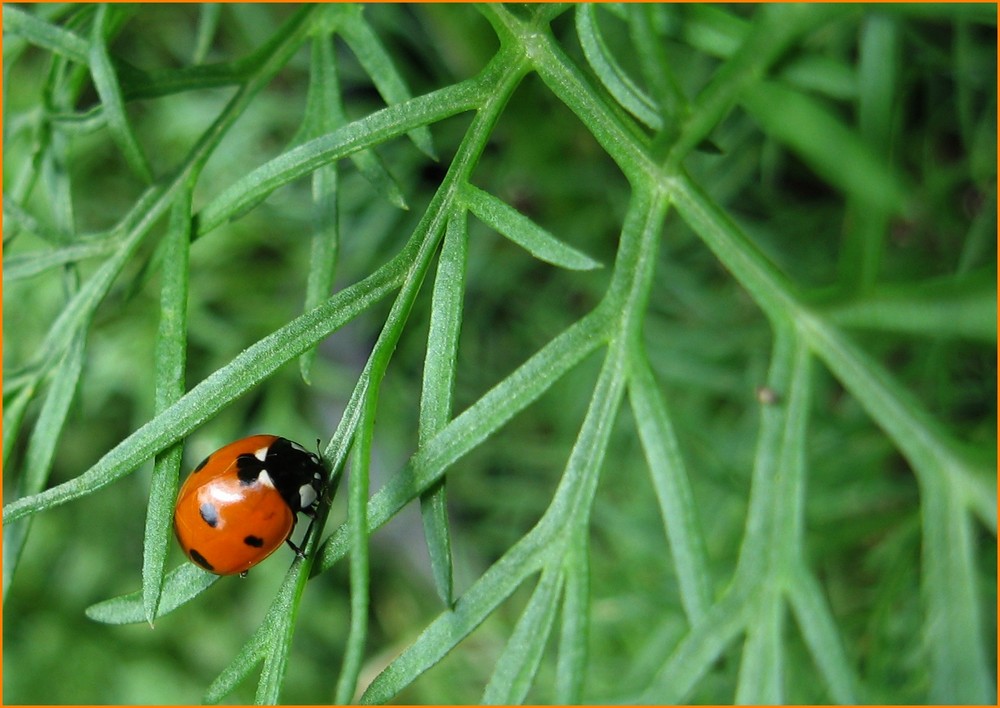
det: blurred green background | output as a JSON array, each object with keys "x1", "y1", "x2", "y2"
[{"x1": 3, "y1": 4, "x2": 996, "y2": 704}]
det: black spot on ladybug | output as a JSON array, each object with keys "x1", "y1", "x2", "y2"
[
  {"x1": 199, "y1": 502, "x2": 220, "y2": 528},
  {"x1": 194, "y1": 455, "x2": 210, "y2": 473},
  {"x1": 244, "y1": 535, "x2": 264, "y2": 548},
  {"x1": 190, "y1": 549, "x2": 214, "y2": 571},
  {"x1": 236, "y1": 454, "x2": 264, "y2": 485}
]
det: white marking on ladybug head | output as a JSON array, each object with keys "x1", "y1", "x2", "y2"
[
  {"x1": 258, "y1": 470, "x2": 276, "y2": 489},
  {"x1": 299, "y1": 483, "x2": 317, "y2": 509},
  {"x1": 254, "y1": 445, "x2": 269, "y2": 462},
  {"x1": 289, "y1": 440, "x2": 307, "y2": 453}
]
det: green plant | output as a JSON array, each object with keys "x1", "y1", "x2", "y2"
[{"x1": 3, "y1": 3, "x2": 995, "y2": 704}]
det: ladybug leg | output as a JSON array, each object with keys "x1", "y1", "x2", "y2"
[
  {"x1": 285, "y1": 536, "x2": 306, "y2": 558},
  {"x1": 286, "y1": 513, "x2": 319, "y2": 559}
]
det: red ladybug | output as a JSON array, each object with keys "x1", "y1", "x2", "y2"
[{"x1": 173, "y1": 435, "x2": 326, "y2": 576}]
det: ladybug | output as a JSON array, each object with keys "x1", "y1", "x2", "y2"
[{"x1": 173, "y1": 435, "x2": 327, "y2": 576}]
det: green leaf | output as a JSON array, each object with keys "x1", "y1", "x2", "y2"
[
  {"x1": 3, "y1": 4, "x2": 90, "y2": 64},
  {"x1": 797, "y1": 311, "x2": 997, "y2": 533},
  {"x1": 735, "y1": 588, "x2": 784, "y2": 704},
  {"x1": 919, "y1": 473, "x2": 993, "y2": 703},
  {"x1": 2, "y1": 199, "x2": 77, "y2": 246},
  {"x1": 3, "y1": 330, "x2": 86, "y2": 595},
  {"x1": 294, "y1": 31, "x2": 407, "y2": 212},
  {"x1": 2, "y1": 386, "x2": 34, "y2": 471},
  {"x1": 253, "y1": 562, "x2": 316, "y2": 705},
  {"x1": 299, "y1": 34, "x2": 342, "y2": 385},
  {"x1": 86, "y1": 563, "x2": 218, "y2": 624},
  {"x1": 666, "y1": 4, "x2": 855, "y2": 168},
  {"x1": 576, "y1": 5, "x2": 662, "y2": 130},
  {"x1": 299, "y1": 162, "x2": 339, "y2": 387},
  {"x1": 89, "y1": 5, "x2": 154, "y2": 183},
  {"x1": 141, "y1": 186, "x2": 193, "y2": 625},
  {"x1": 742, "y1": 79, "x2": 910, "y2": 216},
  {"x1": 195, "y1": 72, "x2": 487, "y2": 237},
  {"x1": 482, "y1": 567, "x2": 564, "y2": 704},
  {"x1": 554, "y1": 533, "x2": 589, "y2": 704},
  {"x1": 340, "y1": 6, "x2": 436, "y2": 159},
  {"x1": 417, "y1": 210, "x2": 468, "y2": 607},
  {"x1": 628, "y1": 346, "x2": 712, "y2": 623},
  {"x1": 3, "y1": 240, "x2": 116, "y2": 281},
  {"x1": 191, "y1": 3, "x2": 221, "y2": 65},
  {"x1": 787, "y1": 568, "x2": 859, "y2": 703},
  {"x1": 462, "y1": 184, "x2": 600, "y2": 271},
  {"x1": 734, "y1": 333, "x2": 809, "y2": 704},
  {"x1": 626, "y1": 4, "x2": 687, "y2": 125},
  {"x1": 823, "y1": 269, "x2": 997, "y2": 344},
  {"x1": 334, "y1": 408, "x2": 375, "y2": 705},
  {"x1": 857, "y1": 13, "x2": 899, "y2": 157},
  {"x1": 348, "y1": 148, "x2": 408, "y2": 210}
]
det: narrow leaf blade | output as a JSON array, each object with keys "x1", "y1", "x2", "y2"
[{"x1": 463, "y1": 184, "x2": 601, "y2": 271}]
